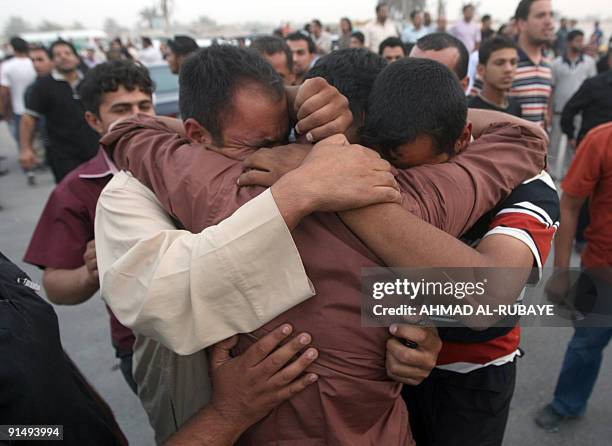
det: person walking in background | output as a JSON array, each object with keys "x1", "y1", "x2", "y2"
[
  {"x1": 285, "y1": 32, "x2": 318, "y2": 84},
  {"x1": 1, "y1": 37, "x2": 37, "y2": 184},
  {"x1": 550, "y1": 29, "x2": 597, "y2": 179},
  {"x1": 556, "y1": 18, "x2": 569, "y2": 56},
  {"x1": 401, "y1": 10, "x2": 430, "y2": 45},
  {"x1": 19, "y1": 40, "x2": 99, "y2": 183},
  {"x1": 536, "y1": 122, "x2": 612, "y2": 433},
  {"x1": 310, "y1": 19, "x2": 333, "y2": 55},
  {"x1": 337, "y1": 17, "x2": 353, "y2": 50},
  {"x1": 138, "y1": 37, "x2": 163, "y2": 66},
  {"x1": 379, "y1": 37, "x2": 407, "y2": 63},
  {"x1": 450, "y1": 4, "x2": 481, "y2": 53},
  {"x1": 481, "y1": 14, "x2": 495, "y2": 41},
  {"x1": 468, "y1": 36, "x2": 522, "y2": 117},
  {"x1": 363, "y1": 3, "x2": 399, "y2": 53},
  {"x1": 349, "y1": 31, "x2": 366, "y2": 49}
]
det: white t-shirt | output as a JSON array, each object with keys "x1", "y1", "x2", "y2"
[
  {"x1": 139, "y1": 46, "x2": 163, "y2": 66},
  {"x1": 0, "y1": 56, "x2": 36, "y2": 115}
]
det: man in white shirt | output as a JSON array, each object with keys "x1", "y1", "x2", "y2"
[
  {"x1": 0, "y1": 37, "x2": 36, "y2": 149},
  {"x1": 310, "y1": 19, "x2": 333, "y2": 55},
  {"x1": 363, "y1": 3, "x2": 400, "y2": 53},
  {"x1": 139, "y1": 37, "x2": 163, "y2": 66},
  {"x1": 401, "y1": 10, "x2": 431, "y2": 44},
  {"x1": 450, "y1": 3, "x2": 482, "y2": 53}
]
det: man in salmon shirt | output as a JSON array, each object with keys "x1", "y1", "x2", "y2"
[{"x1": 97, "y1": 46, "x2": 547, "y2": 444}]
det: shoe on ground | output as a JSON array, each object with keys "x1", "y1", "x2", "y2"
[{"x1": 535, "y1": 404, "x2": 576, "y2": 433}]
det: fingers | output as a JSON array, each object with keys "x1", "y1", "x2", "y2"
[
  {"x1": 257, "y1": 332, "x2": 313, "y2": 377},
  {"x1": 210, "y1": 335, "x2": 240, "y2": 369},
  {"x1": 243, "y1": 149, "x2": 275, "y2": 170},
  {"x1": 296, "y1": 85, "x2": 344, "y2": 121},
  {"x1": 293, "y1": 77, "x2": 328, "y2": 113},
  {"x1": 242, "y1": 324, "x2": 293, "y2": 367},
  {"x1": 386, "y1": 337, "x2": 435, "y2": 386},
  {"x1": 237, "y1": 170, "x2": 277, "y2": 187},
  {"x1": 311, "y1": 134, "x2": 350, "y2": 150},
  {"x1": 297, "y1": 104, "x2": 352, "y2": 142},
  {"x1": 272, "y1": 372, "x2": 319, "y2": 402},
  {"x1": 269, "y1": 347, "x2": 318, "y2": 387}
]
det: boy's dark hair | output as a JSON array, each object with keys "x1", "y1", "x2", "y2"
[
  {"x1": 376, "y1": 3, "x2": 388, "y2": 13},
  {"x1": 479, "y1": 36, "x2": 518, "y2": 65},
  {"x1": 79, "y1": 60, "x2": 155, "y2": 116},
  {"x1": 29, "y1": 45, "x2": 51, "y2": 59},
  {"x1": 567, "y1": 29, "x2": 584, "y2": 42},
  {"x1": 415, "y1": 32, "x2": 469, "y2": 80},
  {"x1": 463, "y1": 3, "x2": 475, "y2": 12},
  {"x1": 350, "y1": 31, "x2": 365, "y2": 45},
  {"x1": 363, "y1": 57, "x2": 467, "y2": 160},
  {"x1": 410, "y1": 10, "x2": 422, "y2": 20},
  {"x1": 379, "y1": 37, "x2": 406, "y2": 56},
  {"x1": 250, "y1": 36, "x2": 293, "y2": 72},
  {"x1": 179, "y1": 45, "x2": 284, "y2": 144},
  {"x1": 482, "y1": 14, "x2": 492, "y2": 22},
  {"x1": 311, "y1": 19, "x2": 323, "y2": 29},
  {"x1": 167, "y1": 35, "x2": 198, "y2": 56},
  {"x1": 10, "y1": 37, "x2": 29, "y2": 54},
  {"x1": 142, "y1": 37, "x2": 153, "y2": 47},
  {"x1": 285, "y1": 31, "x2": 316, "y2": 54},
  {"x1": 515, "y1": 0, "x2": 536, "y2": 21},
  {"x1": 49, "y1": 40, "x2": 79, "y2": 58},
  {"x1": 305, "y1": 49, "x2": 387, "y2": 119}
]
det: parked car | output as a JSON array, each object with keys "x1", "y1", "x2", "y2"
[{"x1": 148, "y1": 63, "x2": 179, "y2": 117}]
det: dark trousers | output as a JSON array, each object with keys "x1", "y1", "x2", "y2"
[
  {"x1": 116, "y1": 350, "x2": 137, "y2": 394},
  {"x1": 403, "y1": 360, "x2": 516, "y2": 446}
]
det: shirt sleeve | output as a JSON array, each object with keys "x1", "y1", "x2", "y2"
[
  {"x1": 562, "y1": 129, "x2": 605, "y2": 198},
  {"x1": 95, "y1": 172, "x2": 315, "y2": 356},
  {"x1": 24, "y1": 78, "x2": 47, "y2": 117},
  {"x1": 0, "y1": 64, "x2": 10, "y2": 87},
  {"x1": 396, "y1": 122, "x2": 547, "y2": 237},
  {"x1": 23, "y1": 182, "x2": 92, "y2": 270},
  {"x1": 561, "y1": 79, "x2": 593, "y2": 137}
]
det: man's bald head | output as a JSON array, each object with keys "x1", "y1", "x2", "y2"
[{"x1": 409, "y1": 32, "x2": 469, "y2": 89}]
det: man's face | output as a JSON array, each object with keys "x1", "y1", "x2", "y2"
[
  {"x1": 263, "y1": 51, "x2": 295, "y2": 85},
  {"x1": 310, "y1": 22, "x2": 322, "y2": 37},
  {"x1": 483, "y1": 18, "x2": 492, "y2": 30},
  {"x1": 382, "y1": 46, "x2": 405, "y2": 63},
  {"x1": 568, "y1": 35, "x2": 585, "y2": 53},
  {"x1": 480, "y1": 48, "x2": 518, "y2": 91},
  {"x1": 287, "y1": 39, "x2": 315, "y2": 76},
  {"x1": 215, "y1": 83, "x2": 289, "y2": 150},
  {"x1": 166, "y1": 50, "x2": 181, "y2": 74},
  {"x1": 52, "y1": 44, "x2": 79, "y2": 73},
  {"x1": 350, "y1": 37, "x2": 364, "y2": 48},
  {"x1": 377, "y1": 5, "x2": 389, "y2": 21},
  {"x1": 86, "y1": 85, "x2": 155, "y2": 135},
  {"x1": 409, "y1": 45, "x2": 468, "y2": 89},
  {"x1": 464, "y1": 6, "x2": 475, "y2": 22},
  {"x1": 30, "y1": 50, "x2": 53, "y2": 76},
  {"x1": 519, "y1": 0, "x2": 555, "y2": 45},
  {"x1": 412, "y1": 12, "x2": 424, "y2": 27},
  {"x1": 437, "y1": 17, "x2": 447, "y2": 31}
]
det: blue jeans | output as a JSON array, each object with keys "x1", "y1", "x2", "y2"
[
  {"x1": 11, "y1": 113, "x2": 21, "y2": 149},
  {"x1": 551, "y1": 326, "x2": 612, "y2": 417}
]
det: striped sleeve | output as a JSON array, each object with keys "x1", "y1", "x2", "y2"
[{"x1": 482, "y1": 171, "x2": 560, "y2": 268}]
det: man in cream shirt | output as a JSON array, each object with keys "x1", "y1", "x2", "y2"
[{"x1": 94, "y1": 70, "x2": 403, "y2": 441}]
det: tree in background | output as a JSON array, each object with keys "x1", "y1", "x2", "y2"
[{"x1": 3, "y1": 16, "x2": 32, "y2": 38}]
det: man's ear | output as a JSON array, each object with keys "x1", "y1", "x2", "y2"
[
  {"x1": 461, "y1": 75, "x2": 470, "y2": 92},
  {"x1": 455, "y1": 122, "x2": 473, "y2": 153},
  {"x1": 476, "y1": 63, "x2": 486, "y2": 81},
  {"x1": 184, "y1": 118, "x2": 214, "y2": 145},
  {"x1": 84, "y1": 111, "x2": 104, "y2": 134}
]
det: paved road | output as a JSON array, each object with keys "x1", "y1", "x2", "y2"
[{"x1": 1, "y1": 121, "x2": 610, "y2": 445}]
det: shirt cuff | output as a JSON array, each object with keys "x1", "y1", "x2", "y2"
[
  {"x1": 207, "y1": 188, "x2": 315, "y2": 323},
  {"x1": 24, "y1": 109, "x2": 41, "y2": 118}
]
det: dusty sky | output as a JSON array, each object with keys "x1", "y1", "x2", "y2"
[{"x1": 3, "y1": 0, "x2": 610, "y2": 30}]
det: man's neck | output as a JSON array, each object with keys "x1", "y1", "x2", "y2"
[
  {"x1": 61, "y1": 69, "x2": 80, "y2": 84},
  {"x1": 566, "y1": 49, "x2": 581, "y2": 61},
  {"x1": 481, "y1": 83, "x2": 508, "y2": 109},
  {"x1": 518, "y1": 34, "x2": 544, "y2": 64},
  {"x1": 377, "y1": 17, "x2": 386, "y2": 25}
]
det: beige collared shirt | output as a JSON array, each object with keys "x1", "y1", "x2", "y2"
[{"x1": 95, "y1": 171, "x2": 314, "y2": 443}]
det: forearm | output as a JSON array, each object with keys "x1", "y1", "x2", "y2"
[
  {"x1": 164, "y1": 406, "x2": 241, "y2": 446},
  {"x1": 19, "y1": 114, "x2": 38, "y2": 152},
  {"x1": 554, "y1": 194, "x2": 584, "y2": 267},
  {"x1": 0, "y1": 87, "x2": 11, "y2": 117},
  {"x1": 42, "y1": 266, "x2": 99, "y2": 305}
]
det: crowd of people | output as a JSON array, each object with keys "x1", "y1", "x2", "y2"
[{"x1": 1, "y1": 0, "x2": 611, "y2": 445}]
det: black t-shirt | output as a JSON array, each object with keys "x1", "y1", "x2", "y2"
[
  {"x1": 24, "y1": 73, "x2": 99, "y2": 166},
  {"x1": 468, "y1": 94, "x2": 523, "y2": 118},
  {"x1": 0, "y1": 252, "x2": 125, "y2": 445}
]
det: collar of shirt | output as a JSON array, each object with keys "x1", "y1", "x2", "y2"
[
  {"x1": 518, "y1": 46, "x2": 548, "y2": 66},
  {"x1": 78, "y1": 149, "x2": 117, "y2": 180},
  {"x1": 51, "y1": 69, "x2": 84, "y2": 83},
  {"x1": 562, "y1": 53, "x2": 584, "y2": 66}
]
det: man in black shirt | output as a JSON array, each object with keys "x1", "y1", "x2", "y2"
[
  {"x1": 19, "y1": 40, "x2": 99, "y2": 183},
  {"x1": 468, "y1": 36, "x2": 522, "y2": 117},
  {"x1": 561, "y1": 69, "x2": 612, "y2": 147}
]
